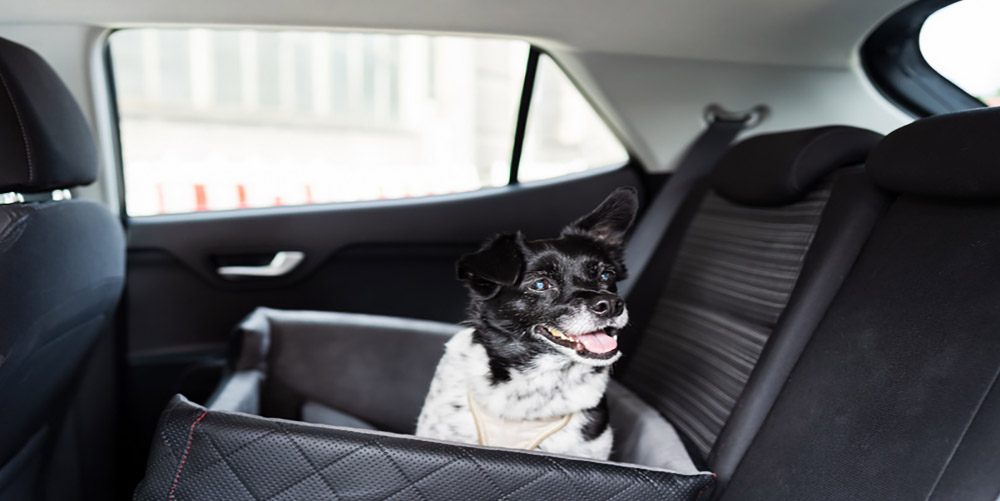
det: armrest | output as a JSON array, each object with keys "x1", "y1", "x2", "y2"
[
  {"x1": 135, "y1": 396, "x2": 714, "y2": 501},
  {"x1": 230, "y1": 307, "x2": 462, "y2": 433}
]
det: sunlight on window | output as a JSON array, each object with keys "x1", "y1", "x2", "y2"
[
  {"x1": 920, "y1": 0, "x2": 1000, "y2": 106},
  {"x1": 111, "y1": 29, "x2": 529, "y2": 216}
]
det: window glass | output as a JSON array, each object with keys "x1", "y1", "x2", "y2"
[
  {"x1": 109, "y1": 29, "x2": 529, "y2": 216},
  {"x1": 920, "y1": 0, "x2": 1000, "y2": 106},
  {"x1": 518, "y1": 55, "x2": 628, "y2": 183}
]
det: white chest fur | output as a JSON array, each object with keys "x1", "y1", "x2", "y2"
[{"x1": 415, "y1": 328, "x2": 613, "y2": 459}]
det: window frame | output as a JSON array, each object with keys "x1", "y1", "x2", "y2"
[
  {"x1": 102, "y1": 28, "x2": 634, "y2": 218},
  {"x1": 860, "y1": 0, "x2": 985, "y2": 117}
]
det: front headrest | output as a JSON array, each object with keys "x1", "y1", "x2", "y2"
[
  {"x1": 868, "y1": 108, "x2": 1000, "y2": 200},
  {"x1": 0, "y1": 37, "x2": 97, "y2": 193},
  {"x1": 711, "y1": 126, "x2": 882, "y2": 206}
]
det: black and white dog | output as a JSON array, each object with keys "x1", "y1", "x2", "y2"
[{"x1": 416, "y1": 187, "x2": 638, "y2": 460}]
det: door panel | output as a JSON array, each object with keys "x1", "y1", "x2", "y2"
[{"x1": 125, "y1": 165, "x2": 644, "y2": 359}]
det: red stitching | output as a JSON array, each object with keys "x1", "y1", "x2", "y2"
[{"x1": 167, "y1": 410, "x2": 208, "y2": 500}]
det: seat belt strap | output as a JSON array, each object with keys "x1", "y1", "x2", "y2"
[{"x1": 620, "y1": 105, "x2": 765, "y2": 296}]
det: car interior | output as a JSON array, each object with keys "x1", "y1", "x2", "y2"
[{"x1": 1, "y1": 0, "x2": 999, "y2": 499}]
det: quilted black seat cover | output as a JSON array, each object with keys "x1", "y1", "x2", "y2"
[{"x1": 135, "y1": 396, "x2": 714, "y2": 500}]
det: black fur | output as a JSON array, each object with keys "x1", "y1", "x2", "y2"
[
  {"x1": 561, "y1": 187, "x2": 638, "y2": 247},
  {"x1": 457, "y1": 187, "x2": 639, "y2": 384},
  {"x1": 581, "y1": 397, "x2": 610, "y2": 441}
]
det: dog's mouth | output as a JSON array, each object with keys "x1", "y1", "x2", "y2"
[{"x1": 533, "y1": 325, "x2": 619, "y2": 359}]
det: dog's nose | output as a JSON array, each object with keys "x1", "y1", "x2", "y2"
[{"x1": 590, "y1": 296, "x2": 624, "y2": 318}]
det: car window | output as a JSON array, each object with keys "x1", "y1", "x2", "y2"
[
  {"x1": 109, "y1": 29, "x2": 629, "y2": 217},
  {"x1": 518, "y1": 55, "x2": 628, "y2": 183},
  {"x1": 110, "y1": 29, "x2": 528, "y2": 216},
  {"x1": 920, "y1": 0, "x2": 1000, "y2": 106}
]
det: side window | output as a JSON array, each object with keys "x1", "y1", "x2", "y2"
[
  {"x1": 518, "y1": 55, "x2": 628, "y2": 183},
  {"x1": 110, "y1": 29, "x2": 528, "y2": 216},
  {"x1": 919, "y1": 0, "x2": 1000, "y2": 106},
  {"x1": 108, "y1": 29, "x2": 629, "y2": 216}
]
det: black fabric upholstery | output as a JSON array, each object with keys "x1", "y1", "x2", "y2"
[
  {"x1": 622, "y1": 178, "x2": 834, "y2": 460},
  {"x1": 707, "y1": 169, "x2": 889, "y2": 491},
  {"x1": 231, "y1": 308, "x2": 460, "y2": 433},
  {"x1": 620, "y1": 126, "x2": 883, "y2": 470},
  {"x1": 0, "y1": 429, "x2": 46, "y2": 500},
  {"x1": 135, "y1": 395, "x2": 714, "y2": 501},
  {"x1": 868, "y1": 108, "x2": 1000, "y2": 199},
  {"x1": 617, "y1": 181, "x2": 709, "y2": 375},
  {"x1": 711, "y1": 126, "x2": 881, "y2": 206},
  {"x1": 722, "y1": 196, "x2": 1000, "y2": 501},
  {"x1": 0, "y1": 37, "x2": 123, "y2": 499},
  {"x1": 0, "y1": 200, "x2": 125, "y2": 496},
  {"x1": 621, "y1": 116, "x2": 749, "y2": 297},
  {"x1": 0, "y1": 37, "x2": 97, "y2": 193},
  {"x1": 623, "y1": 125, "x2": 878, "y2": 365}
]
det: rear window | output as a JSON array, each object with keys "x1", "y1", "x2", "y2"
[
  {"x1": 108, "y1": 29, "x2": 628, "y2": 216},
  {"x1": 920, "y1": 0, "x2": 1000, "y2": 106}
]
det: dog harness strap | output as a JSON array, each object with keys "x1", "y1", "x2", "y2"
[{"x1": 467, "y1": 393, "x2": 572, "y2": 450}]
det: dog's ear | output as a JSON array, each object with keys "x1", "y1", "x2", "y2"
[
  {"x1": 562, "y1": 187, "x2": 638, "y2": 247},
  {"x1": 456, "y1": 233, "x2": 525, "y2": 298}
]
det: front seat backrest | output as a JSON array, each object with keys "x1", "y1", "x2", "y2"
[{"x1": 0, "y1": 37, "x2": 125, "y2": 499}]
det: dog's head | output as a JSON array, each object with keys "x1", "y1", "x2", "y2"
[{"x1": 458, "y1": 187, "x2": 638, "y2": 367}]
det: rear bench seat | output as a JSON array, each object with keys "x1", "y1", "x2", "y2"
[
  {"x1": 134, "y1": 124, "x2": 889, "y2": 499},
  {"x1": 227, "y1": 126, "x2": 886, "y2": 458},
  {"x1": 720, "y1": 108, "x2": 1000, "y2": 500},
  {"x1": 223, "y1": 125, "x2": 883, "y2": 456},
  {"x1": 619, "y1": 126, "x2": 886, "y2": 485}
]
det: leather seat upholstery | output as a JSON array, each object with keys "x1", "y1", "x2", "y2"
[{"x1": 0, "y1": 37, "x2": 125, "y2": 499}]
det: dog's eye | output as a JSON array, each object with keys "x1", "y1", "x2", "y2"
[
  {"x1": 599, "y1": 269, "x2": 615, "y2": 282},
  {"x1": 528, "y1": 278, "x2": 553, "y2": 292}
]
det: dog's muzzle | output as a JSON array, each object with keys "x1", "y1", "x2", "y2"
[{"x1": 533, "y1": 324, "x2": 620, "y2": 360}]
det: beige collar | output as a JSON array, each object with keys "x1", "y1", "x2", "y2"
[{"x1": 467, "y1": 392, "x2": 572, "y2": 450}]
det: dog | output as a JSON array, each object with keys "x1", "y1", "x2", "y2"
[{"x1": 415, "y1": 187, "x2": 638, "y2": 460}]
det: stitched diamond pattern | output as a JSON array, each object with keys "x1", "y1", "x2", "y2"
[{"x1": 135, "y1": 396, "x2": 714, "y2": 501}]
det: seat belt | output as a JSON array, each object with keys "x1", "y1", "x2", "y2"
[{"x1": 620, "y1": 104, "x2": 766, "y2": 297}]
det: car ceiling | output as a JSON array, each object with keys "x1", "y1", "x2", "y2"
[{"x1": 0, "y1": 0, "x2": 910, "y2": 67}]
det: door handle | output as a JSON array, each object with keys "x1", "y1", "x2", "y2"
[{"x1": 216, "y1": 251, "x2": 305, "y2": 279}]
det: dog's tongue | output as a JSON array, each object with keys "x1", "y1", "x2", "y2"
[{"x1": 577, "y1": 331, "x2": 617, "y2": 354}]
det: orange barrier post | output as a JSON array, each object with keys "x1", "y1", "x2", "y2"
[
  {"x1": 194, "y1": 184, "x2": 208, "y2": 212},
  {"x1": 237, "y1": 184, "x2": 248, "y2": 209}
]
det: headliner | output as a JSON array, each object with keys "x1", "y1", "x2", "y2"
[{"x1": 0, "y1": 0, "x2": 911, "y2": 67}]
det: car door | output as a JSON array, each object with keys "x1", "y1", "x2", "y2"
[{"x1": 107, "y1": 28, "x2": 651, "y2": 485}]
